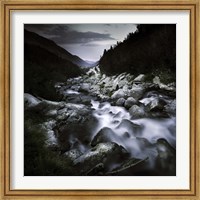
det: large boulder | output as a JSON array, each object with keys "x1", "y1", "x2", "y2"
[
  {"x1": 53, "y1": 105, "x2": 98, "y2": 152},
  {"x1": 73, "y1": 142, "x2": 129, "y2": 174},
  {"x1": 129, "y1": 105, "x2": 146, "y2": 118},
  {"x1": 91, "y1": 127, "x2": 117, "y2": 147}
]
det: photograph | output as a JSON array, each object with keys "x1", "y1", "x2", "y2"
[
  {"x1": 1, "y1": 0, "x2": 199, "y2": 198},
  {"x1": 24, "y1": 23, "x2": 176, "y2": 176}
]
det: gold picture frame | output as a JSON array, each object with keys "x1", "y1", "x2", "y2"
[{"x1": 0, "y1": 0, "x2": 199, "y2": 199}]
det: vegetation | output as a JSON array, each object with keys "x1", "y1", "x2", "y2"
[
  {"x1": 99, "y1": 24, "x2": 176, "y2": 83},
  {"x1": 24, "y1": 110, "x2": 75, "y2": 176}
]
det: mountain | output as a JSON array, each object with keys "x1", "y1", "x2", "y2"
[
  {"x1": 99, "y1": 24, "x2": 176, "y2": 83},
  {"x1": 24, "y1": 30, "x2": 93, "y2": 68},
  {"x1": 24, "y1": 30, "x2": 84, "y2": 100}
]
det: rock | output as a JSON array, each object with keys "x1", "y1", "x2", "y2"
[
  {"x1": 153, "y1": 76, "x2": 176, "y2": 93},
  {"x1": 155, "y1": 138, "x2": 176, "y2": 175},
  {"x1": 129, "y1": 105, "x2": 146, "y2": 118},
  {"x1": 124, "y1": 97, "x2": 137, "y2": 109},
  {"x1": 116, "y1": 98, "x2": 126, "y2": 106},
  {"x1": 106, "y1": 157, "x2": 148, "y2": 175},
  {"x1": 63, "y1": 149, "x2": 83, "y2": 162},
  {"x1": 156, "y1": 138, "x2": 175, "y2": 158},
  {"x1": 134, "y1": 74, "x2": 146, "y2": 82},
  {"x1": 91, "y1": 127, "x2": 117, "y2": 147},
  {"x1": 73, "y1": 142, "x2": 129, "y2": 174},
  {"x1": 79, "y1": 83, "x2": 91, "y2": 93},
  {"x1": 111, "y1": 89, "x2": 126, "y2": 99},
  {"x1": 148, "y1": 98, "x2": 166, "y2": 111},
  {"x1": 24, "y1": 93, "x2": 41, "y2": 109},
  {"x1": 54, "y1": 106, "x2": 98, "y2": 151},
  {"x1": 153, "y1": 76, "x2": 161, "y2": 85},
  {"x1": 129, "y1": 85, "x2": 145, "y2": 100},
  {"x1": 117, "y1": 119, "x2": 142, "y2": 136},
  {"x1": 164, "y1": 99, "x2": 176, "y2": 115}
]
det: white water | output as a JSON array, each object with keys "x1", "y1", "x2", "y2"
[{"x1": 91, "y1": 100, "x2": 176, "y2": 167}]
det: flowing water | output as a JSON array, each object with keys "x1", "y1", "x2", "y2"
[{"x1": 90, "y1": 99, "x2": 176, "y2": 174}]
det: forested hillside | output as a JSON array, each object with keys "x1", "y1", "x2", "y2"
[{"x1": 99, "y1": 24, "x2": 176, "y2": 83}]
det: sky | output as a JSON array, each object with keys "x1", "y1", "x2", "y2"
[{"x1": 25, "y1": 24, "x2": 137, "y2": 62}]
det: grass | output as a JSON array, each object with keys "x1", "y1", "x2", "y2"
[{"x1": 24, "y1": 110, "x2": 76, "y2": 176}]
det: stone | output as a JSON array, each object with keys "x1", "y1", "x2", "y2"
[
  {"x1": 111, "y1": 89, "x2": 126, "y2": 99},
  {"x1": 124, "y1": 97, "x2": 137, "y2": 109},
  {"x1": 134, "y1": 74, "x2": 146, "y2": 82},
  {"x1": 91, "y1": 127, "x2": 117, "y2": 147},
  {"x1": 129, "y1": 105, "x2": 146, "y2": 118},
  {"x1": 116, "y1": 98, "x2": 126, "y2": 106},
  {"x1": 24, "y1": 93, "x2": 41, "y2": 109},
  {"x1": 164, "y1": 99, "x2": 176, "y2": 116},
  {"x1": 148, "y1": 98, "x2": 166, "y2": 111},
  {"x1": 73, "y1": 142, "x2": 129, "y2": 174},
  {"x1": 129, "y1": 86, "x2": 145, "y2": 100},
  {"x1": 63, "y1": 149, "x2": 83, "y2": 162},
  {"x1": 155, "y1": 138, "x2": 176, "y2": 175},
  {"x1": 79, "y1": 83, "x2": 91, "y2": 93}
]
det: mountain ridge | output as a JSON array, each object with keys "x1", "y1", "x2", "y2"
[{"x1": 24, "y1": 29, "x2": 95, "y2": 68}]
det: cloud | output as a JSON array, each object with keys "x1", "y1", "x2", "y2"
[{"x1": 24, "y1": 24, "x2": 116, "y2": 45}]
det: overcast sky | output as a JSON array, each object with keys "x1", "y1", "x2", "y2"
[{"x1": 25, "y1": 24, "x2": 137, "y2": 61}]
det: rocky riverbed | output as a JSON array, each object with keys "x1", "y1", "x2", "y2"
[{"x1": 25, "y1": 67, "x2": 176, "y2": 176}]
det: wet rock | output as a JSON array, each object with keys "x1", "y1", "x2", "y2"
[
  {"x1": 91, "y1": 127, "x2": 117, "y2": 147},
  {"x1": 116, "y1": 98, "x2": 126, "y2": 106},
  {"x1": 129, "y1": 105, "x2": 146, "y2": 118},
  {"x1": 73, "y1": 142, "x2": 129, "y2": 174},
  {"x1": 164, "y1": 99, "x2": 176, "y2": 115},
  {"x1": 148, "y1": 98, "x2": 166, "y2": 111},
  {"x1": 153, "y1": 76, "x2": 176, "y2": 93},
  {"x1": 134, "y1": 74, "x2": 146, "y2": 82},
  {"x1": 117, "y1": 119, "x2": 142, "y2": 136},
  {"x1": 155, "y1": 138, "x2": 176, "y2": 175},
  {"x1": 79, "y1": 83, "x2": 91, "y2": 93},
  {"x1": 156, "y1": 138, "x2": 175, "y2": 158},
  {"x1": 129, "y1": 85, "x2": 145, "y2": 100},
  {"x1": 124, "y1": 97, "x2": 137, "y2": 109},
  {"x1": 24, "y1": 93, "x2": 41, "y2": 109},
  {"x1": 63, "y1": 149, "x2": 83, "y2": 162},
  {"x1": 54, "y1": 107, "x2": 98, "y2": 151}
]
